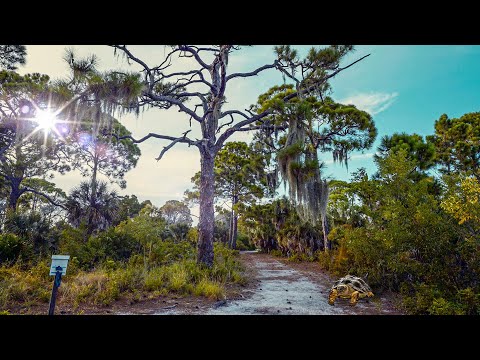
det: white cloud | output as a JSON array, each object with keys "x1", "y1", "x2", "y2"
[
  {"x1": 350, "y1": 152, "x2": 375, "y2": 160},
  {"x1": 338, "y1": 92, "x2": 398, "y2": 115},
  {"x1": 323, "y1": 152, "x2": 375, "y2": 165}
]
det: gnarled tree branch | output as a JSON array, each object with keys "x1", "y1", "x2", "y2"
[
  {"x1": 156, "y1": 130, "x2": 193, "y2": 161},
  {"x1": 104, "y1": 129, "x2": 198, "y2": 148},
  {"x1": 226, "y1": 61, "x2": 278, "y2": 82},
  {"x1": 22, "y1": 187, "x2": 67, "y2": 210},
  {"x1": 215, "y1": 53, "x2": 371, "y2": 150}
]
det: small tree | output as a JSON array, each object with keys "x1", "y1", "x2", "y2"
[
  {"x1": 160, "y1": 199, "x2": 192, "y2": 226},
  {"x1": 65, "y1": 180, "x2": 119, "y2": 235},
  {"x1": 375, "y1": 132, "x2": 436, "y2": 171},
  {"x1": 67, "y1": 117, "x2": 140, "y2": 190},
  {"x1": 428, "y1": 112, "x2": 480, "y2": 180}
]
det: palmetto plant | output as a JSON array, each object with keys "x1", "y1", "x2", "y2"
[{"x1": 65, "y1": 180, "x2": 119, "y2": 235}]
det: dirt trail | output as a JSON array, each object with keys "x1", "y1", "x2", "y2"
[{"x1": 154, "y1": 251, "x2": 401, "y2": 315}]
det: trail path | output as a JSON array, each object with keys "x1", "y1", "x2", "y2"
[{"x1": 154, "y1": 251, "x2": 401, "y2": 315}]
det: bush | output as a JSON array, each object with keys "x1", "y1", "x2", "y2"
[
  {"x1": 235, "y1": 232, "x2": 255, "y2": 251},
  {"x1": 149, "y1": 240, "x2": 196, "y2": 266},
  {"x1": 194, "y1": 278, "x2": 225, "y2": 299},
  {"x1": 82, "y1": 227, "x2": 141, "y2": 266},
  {"x1": 4, "y1": 211, "x2": 57, "y2": 256},
  {"x1": 0, "y1": 233, "x2": 24, "y2": 263},
  {"x1": 58, "y1": 225, "x2": 86, "y2": 259},
  {"x1": 0, "y1": 261, "x2": 51, "y2": 311}
]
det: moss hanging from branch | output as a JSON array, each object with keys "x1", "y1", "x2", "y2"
[{"x1": 277, "y1": 111, "x2": 329, "y2": 228}]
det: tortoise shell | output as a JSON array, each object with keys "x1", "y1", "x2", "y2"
[{"x1": 332, "y1": 275, "x2": 372, "y2": 294}]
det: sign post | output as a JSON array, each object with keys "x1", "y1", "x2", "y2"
[{"x1": 48, "y1": 255, "x2": 70, "y2": 316}]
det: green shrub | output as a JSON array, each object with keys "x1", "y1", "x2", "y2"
[
  {"x1": 194, "y1": 278, "x2": 225, "y2": 299},
  {"x1": 428, "y1": 298, "x2": 459, "y2": 315},
  {"x1": 0, "y1": 233, "x2": 23, "y2": 263},
  {"x1": 144, "y1": 267, "x2": 166, "y2": 291},
  {"x1": 149, "y1": 240, "x2": 196, "y2": 266},
  {"x1": 0, "y1": 263, "x2": 51, "y2": 310},
  {"x1": 456, "y1": 288, "x2": 480, "y2": 315},
  {"x1": 235, "y1": 233, "x2": 255, "y2": 251},
  {"x1": 83, "y1": 227, "x2": 141, "y2": 265},
  {"x1": 4, "y1": 211, "x2": 56, "y2": 256},
  {"x1": 58, "y1": 225, "x2": 86, "y2": 258}
]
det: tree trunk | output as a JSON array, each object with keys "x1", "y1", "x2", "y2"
[
  {"x1": 87, "y1": 153, "x2": 99, "y2": 234},
  {"x1": 230, "y1": 195, "x2": 238, "y2": 249},
  {"x1": 321, "y1": 215, "x2": 331, "y2": 251},
  {"x1": 8, "y1": 178, "x2": 22, "y2": 211},
  {"x1": 228, "y1": 207, "x2": 234, "y2": 246},
  {"x1": 197, "y1": 149, "x2": 215, "y2": 267}
]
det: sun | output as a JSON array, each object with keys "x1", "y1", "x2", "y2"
[{"x1": 35, "y1": 109, "x2": 58, "y2": 131}]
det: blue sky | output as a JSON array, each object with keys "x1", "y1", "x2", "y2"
[{"x1": 20, "y1": 45, "x2": 480, "y2": 213}]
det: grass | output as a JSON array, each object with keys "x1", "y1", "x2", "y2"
[
  {"x1": 0, "y1": 243, "x2": 245, "y2": 313},
  {"x1": 194, "y1": 278, "x2": 225, "y2": 299}
]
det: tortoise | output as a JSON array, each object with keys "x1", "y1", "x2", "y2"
[{"x1": 328, "y1": 275, "x2": 374, "y2": 306}]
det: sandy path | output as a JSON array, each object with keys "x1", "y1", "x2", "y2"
[{"x1": 153, "y1": 251, "x2": 401, "y2": 315}]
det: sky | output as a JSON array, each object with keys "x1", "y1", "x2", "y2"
[{"x1": 18, "y1": 45, "x2": 480, "y2": 217}]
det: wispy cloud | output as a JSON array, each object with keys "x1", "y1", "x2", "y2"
[
  {"x1": 338, "y1": 92, "x2": 399, "y2": 115},
  {"x1": 323, "y1": 152, "x2": 375, "y2": 165},
  {"x1": 350, "y1": 152, "x2": 375, "y2": 160}
]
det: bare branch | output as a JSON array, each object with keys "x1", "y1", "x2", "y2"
[
  {"x1": 104, "y1": 129, "x2": 198, "y2": 148},
  {"x1": 22, "y1": 187, "x2": 66, "y2": 210},
  {"x1": 152, "y1": 47, "x2": 182, "y2": 72},
  {"x1": 226, "y1": 62, "x2": 278, "y2": 82},
  {"x1": 112, "y1": 45, "x2": 149, "y2": 72},
  {"x1": 156, "y1": 130, "x2": 193, "y2": 161},
  {"x1": 178, "y1": 45, "x2": 210, "y2": 69},
  {"x1": 216, "y1": 114, "x2": 235, "y2": 134},
  {"x1": 235, "y1": 124, "x2": 286, "y2": 133},
  {"x1": 145, "y1": 93, "x2": 203, "y2": 122},
  {"x1": 219, "y1": 110, "x2": 250, "y2": 120}
]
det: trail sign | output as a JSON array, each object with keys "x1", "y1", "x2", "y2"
[
  {"x1": 48, "y1": 255, "x2": 70, "y2": 315},
  {"x1": 49, "y1": 255, "x2": 70, "y2": 276}
]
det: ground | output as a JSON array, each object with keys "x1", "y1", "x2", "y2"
[{"x1": 18, "y1": 251, "x2": 402, "y2": 315}]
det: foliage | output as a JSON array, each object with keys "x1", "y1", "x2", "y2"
[
  {"x1": 65, "y1": 180, "x2": 120, "y2": 234},
  {"x1": 66, "y1": 118, "x2": 141, "y2": 189},
  {"x1": 321, "y1": 150, "x2": 480, "y2": 313},
  {"x1": 0, "y1": 45, "x2": 27, "y2": 71},
  {"x1": 252, "y1": 88, "x2": 377, "y2": 252},
  {"x1": 159, "y1": 200, "x2": 192, "y2": 227},
  {"x1": 114, "y1": 195, "x2": 150, "y2": 225},
  {"x1": 441, "y1": 175, "x2": 480, "y2": 231},
  {"x1": 428, "y1": 112, "x2": 480, "y2": 179},
  {"x1": 375, "y1": 132, "x2": 436, "y2": 171},
  {"x1": 0, "y1": 233, "x2": 23, "y2": 263},
  {"x1": 4, "y1": 210, "x2": 58, "y2": 257},
  {"x1": 241, "y1": 197, "x2": 323, "y2": 255},
  {"x1": 0, "y1": 70, "x2": 71, "y2": 211}
]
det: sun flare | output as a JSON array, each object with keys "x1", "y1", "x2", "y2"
[{"x1": 35, "y1": 110, "x2": 57, "y2": 131}]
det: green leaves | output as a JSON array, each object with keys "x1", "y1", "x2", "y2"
[
  {"x1": 376, "y1": 132, "x2": 436, "y2": 171},
  {"x1": 428, "y1": 112, "x2": 480, "y2": 178},
  {"x1": 0, "y1": 45, "x2": 27, "y2": 71}
]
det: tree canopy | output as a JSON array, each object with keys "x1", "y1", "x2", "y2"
[{"x1": 0, "y1": 45, "x2": 26, "y2": 71}]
